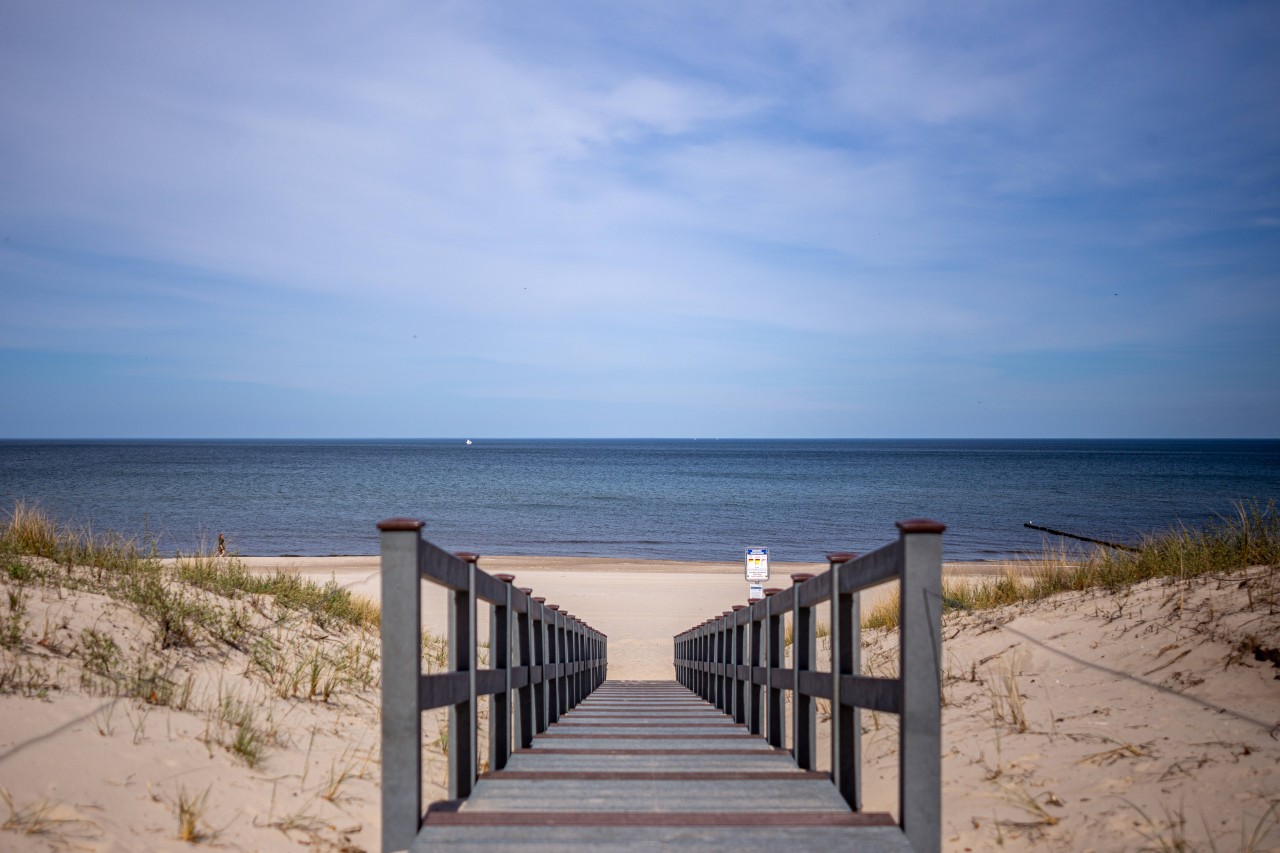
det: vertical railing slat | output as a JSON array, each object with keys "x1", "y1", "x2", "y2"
[
  {"x1": 828, "y1": 552, "x2": 861, "y2": 810},
  {"x1": 449, "y1": 553, "x2": 478, "y2": 799},
  {"x1": 791, "y1": 573, "x2": 816, "y2": 769}
]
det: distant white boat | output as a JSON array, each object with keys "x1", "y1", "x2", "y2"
[{"x1": 465, "y1": 439, "x2": 473, "y2": 446}]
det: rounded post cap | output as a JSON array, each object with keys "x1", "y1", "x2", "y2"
[
  {"x1": 826, "y1": 552, "x2": 857, "y2": 564},
  {"x1": 732, "y1": 604, "x2": 746, "y2": 611},
  {"x1": 763, "y1": 587, "x2": 782, "y2": 596},
  {"x1": 722, "y1": 610, "x2": 732, "y2": 617},
  {"x1": 896, "y1": 518, "x2": 947, "y2": 534},
  {"x1": 377, "y1": 517, "x2": 423, "y2": 532},
  {"x1": 518, "y1": 587, "x2": 533, "y2": 594},
  {"x1": 534, "y1": 596, "x2": 547, "y2": 604},
  {"x1": 548, "y1": 604, "x2": 561, "y2": 611},
  {"x1": 455, "y1": 551, "x2": 480, "y2": 564},
  {"x1": 495, "y1": 573, "x2": 516, "y2": 583},
  {"x1": 790, "y1": 573, "x2": 814, "y2": 583}
]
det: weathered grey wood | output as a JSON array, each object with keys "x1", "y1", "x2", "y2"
[
  {"x1": 546, "y1": 725, "x2": 744, "y2": 735},
  {"x1": 502, "y1": 752, "x2": 800, "y2": 772},
  {"x1": 766, "y1": 593, "x2": 784, "y2": 749},
  {"x1": 530, "y1": 737, "x2": 770, "y2": 751},
  {"x1": 472, "y1": 568, "x2": 508, "y2": 605},
  {"x1": 841, "y1": 675, "x2": 902, "y2": 714},
  {"x1": 448, "y1": 558, "x2": 476, "y2": 799},
  {"x1": 411, "y1": 680, "x2": 912, "y2": 852},
  {"x1": 410, "y1": 824, "x2": 911, "y2": 852},
  {"x1": 796, "y1": 668, "x2": 832, "y2": 701},
  {"x1": 748, "y1": 613, "x2": 763, "y2": 735},
  {"x1": 516, "y1": 603, "x2": 533, "y2": 749},
  {"x1": 490, "y1": 577, "x2": 512, "y2": 770},
  {"x1": 793, "y1": 575, "x2": 815, "y2": 770},
  {"x1": 420, "y1": 540, "x2": 469, "y2": 590},
  {"x1": 379, "y1": 522, "x2": 422, "y2": 853},
  {"x1": 420, "y1": 671, "x2": 471, "y2": 710},
  {"x1": 831, "y1": 554, "x2": 862, "y2": 810},
  {"x1": 836, "y1": 539, "x2": 902, "y2": 594},
  {"x1": 672, "y1": 520, "x2": 944, "y2": 852},
  {"x1": 461, "y1": 778, "x2": 852, "y2": 812},
  {"x1": 379, "y1": 520, "x2": 608, "y2": 852},
  {"x1": 899, "y1": 522, "x2": 943, "y2": 853},
  {"x1": 797, "y1": 568, "x2": 832, "y2": 608}
]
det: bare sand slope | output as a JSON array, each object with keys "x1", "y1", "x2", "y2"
[{"x1": 1, "y1": 555, "x2": 1276, "y2": 851}]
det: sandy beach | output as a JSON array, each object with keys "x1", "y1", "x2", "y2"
[{"x1": 1, "y1": 553, "x2": 1277, "y2": 851}]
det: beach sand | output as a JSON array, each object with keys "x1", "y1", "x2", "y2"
[{"x1": 1, "y1": 554, "x2": 1276, "y2": 851}]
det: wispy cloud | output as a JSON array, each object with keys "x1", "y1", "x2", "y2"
[{"x1": 1, "y1": 1, "x2": 1277, "y2": 437}]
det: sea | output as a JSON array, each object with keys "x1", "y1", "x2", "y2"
[{"x1": 0, "y1": 439, "x2": 1277, "y2": 563}]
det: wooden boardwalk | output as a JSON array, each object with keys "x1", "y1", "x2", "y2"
[{"x1": 411, "y1": 680, "x2": 912, "y2": 851}]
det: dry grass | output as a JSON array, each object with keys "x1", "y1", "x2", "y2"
[
  {"x1": 175, "y1": 784, "x2": 213, "y2": 843},
  {"x1": 862, "y1": 500, "x2": 1280, "y2": 629}
]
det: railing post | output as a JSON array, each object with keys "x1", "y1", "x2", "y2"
[
  {"x1": 765, "y1": 588, "x2": 784, "y2": 749},
  {"x1": 732, "y1": 605, "x2": 746, "y2": 725},
  {"x1": 791, "y1": 573, "x2": 816, "y2": 769},
  {"x1": 532, "y1": 597, "x2": 548, "y2": 733},
  {"x1": 897, "y1": 519, "x2": 945, "y2": 853},
  {"x1": 828, "y1": 552, "x2": 861, "y2": 810},
  {"x1": 491, "y1": 574, "x2": 515, "y2": 771},
  {"x1": 546, "y1": 604, "x2": 561, "y2": 723},
  {"x1": 556, "y1": 609, "x2": 569, "y2": 714},
  {"x1": 749, "y1": 605, "x2": 763, "y2": 735},
  {"x1": 574, "y1": 618, "x2": 584, "y2": 705},
  {"x1": 517, "y1": 587, "x2": 534, "y2": 748},
  {"x1": 378, "y1": 518, "x2": 423, "y2": 853},
  {"x1": 716, "y1": 612, "x2": 728, "y2": 714},
  {"x1": 450, "y1": 553, "x2": 479, "y2": 799}
]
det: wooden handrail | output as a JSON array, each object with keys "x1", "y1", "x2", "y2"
[
  {"x1": 671, "y1": 519, "x2": 943, "y2": 853},
  {"x1": 379, "y1": 519, "x2": 608, "y2": 853}
]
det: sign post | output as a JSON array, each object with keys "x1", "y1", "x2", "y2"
[{"x1": 745, "y1": 548, "x2": 769, "y2": 600}]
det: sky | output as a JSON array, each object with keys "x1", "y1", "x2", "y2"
[{"x1": 1, "y1": 2, "x2": 1278, "y2": 439}]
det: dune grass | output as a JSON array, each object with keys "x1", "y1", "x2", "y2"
[
  {"x1": 863, "y1": 500, "x2": 1279, "y2": 629},
  {"x1": 0, "y1": 501, "x2": 379, "y2": 639}
]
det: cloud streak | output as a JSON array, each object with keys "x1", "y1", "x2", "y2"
[{"x1": 1, "y1": 1, "x2": 1277, "y2": 437}]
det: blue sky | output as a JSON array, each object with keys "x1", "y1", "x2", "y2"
[{"x1": 1, "y1": 1, "x2": 1277, "y2": 438}]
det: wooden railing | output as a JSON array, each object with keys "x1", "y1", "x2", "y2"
[
  {"x1": 672, "y1": 519, "x2": 944, "y2": 853},
  {"x1": 378, "y1": 518, "x2": 608, "y2": 853}
]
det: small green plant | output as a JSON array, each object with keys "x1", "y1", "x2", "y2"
[
  {"x1": 422, "y1": 632, "x2": 449, "y2": 673},
  {"x1": 2, "y1": 583, "x2": 29, "y2": 650},
  {"x1": 204, "y1": 690, "x2": 276, "y2": 768},
  {"x1": 0, "y1": 655, "x2": 52, "y2": 698},
  {"x1": 79, "y1": 628, "x2": 120, "y2": 676}
]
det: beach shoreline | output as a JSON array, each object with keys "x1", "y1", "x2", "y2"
[{"x1": 224, "y1": 554, "x2": 1041, "y2": 577}]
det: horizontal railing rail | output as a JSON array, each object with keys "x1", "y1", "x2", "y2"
[
  {"x1": 672, "y1": 519, "x2": 944, "y2": 853},
  {"x1": 379, "y1": 518, "x2": 607, "y2": 853}
]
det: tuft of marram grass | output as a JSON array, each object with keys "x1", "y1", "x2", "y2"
[
  {"x1": 862, "y1": 499, "x2": 1279, "y2": 630},
  {"x1": 0, "y1": 501, "x2": 378, "y2": 635}
]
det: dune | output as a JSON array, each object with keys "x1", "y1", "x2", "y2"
[{"x1": 0, "y1": 552, "x2": 1276, "y2": 851}]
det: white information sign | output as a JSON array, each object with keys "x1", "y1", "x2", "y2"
[
  {"x1": 745, "y1": 547, "x2": 770, "y2": 581},
  {"x1": 748, "y1": 583, "x2": 765, "y2": 601}
]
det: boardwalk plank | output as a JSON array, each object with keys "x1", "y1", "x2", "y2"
[{"x1": 410, "y1": 680, "x2": 913, "y2": 851}]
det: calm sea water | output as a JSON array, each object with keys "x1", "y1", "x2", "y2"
[{"x1": 0, "y1": 439, "x2": 1277, "y2": 562}]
